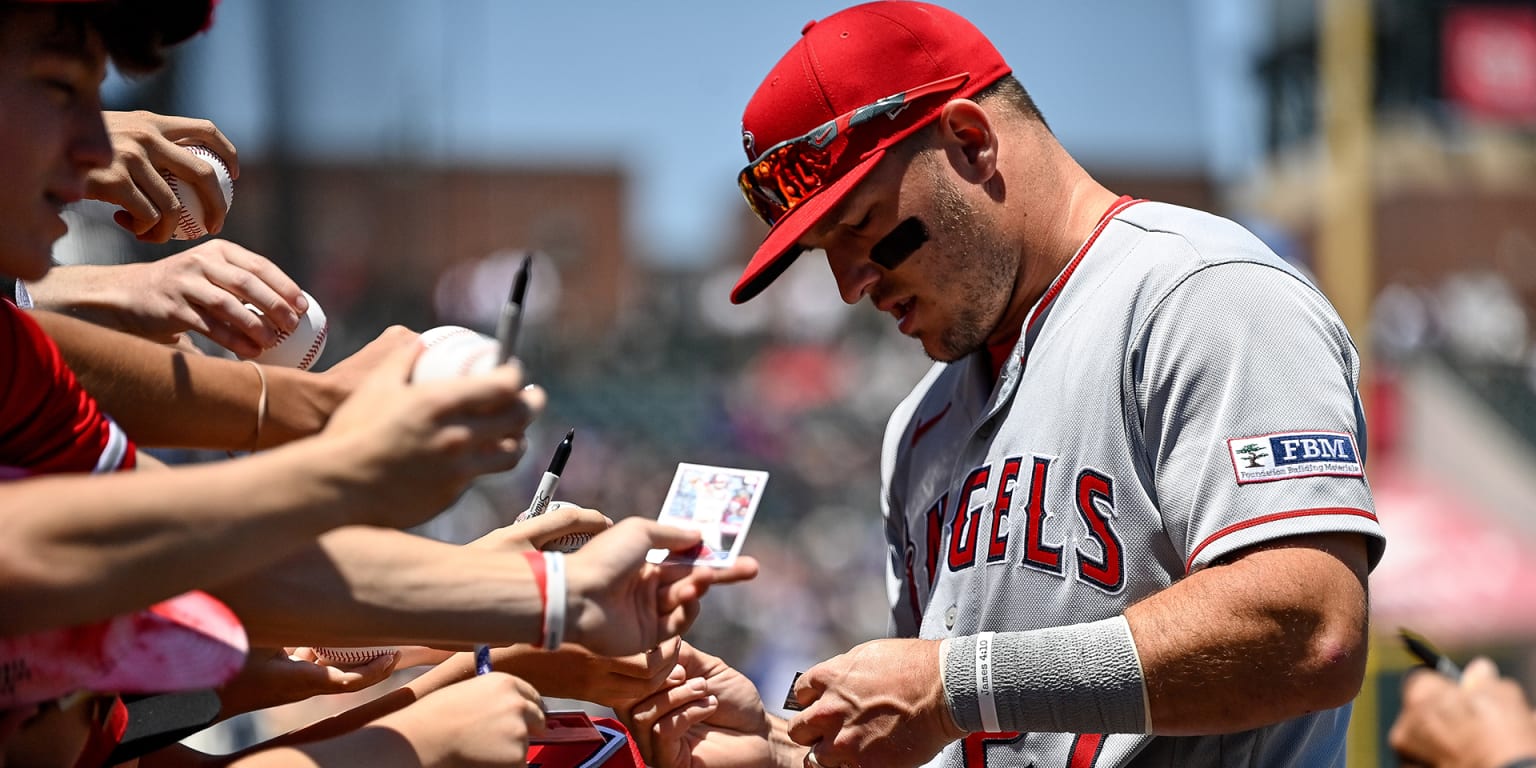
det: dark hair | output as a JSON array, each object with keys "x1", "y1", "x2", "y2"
[
  {"x1": 0, "y1": 2, "x2": 175, "y2": 75},
  {"x1": 898, "y1": 73, "x2": 1053, "y2": 158},
  {"x1": 974, "y1": 74, "x2": 1051, "y2": 133}
]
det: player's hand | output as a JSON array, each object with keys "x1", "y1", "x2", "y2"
[
  {"x1": 564, "y1": 518, "x2": 759, "y2": 658},
  {"x1": 370, "y1": 672, "x2": 546, "y2": 767},
  {"x1": 89, "y1": 110, "x2": 238, "y2": 242},
  {"x1": 214, "y1": 646, "x2": 399, "y2": 720},
  {"x1": 469, "y1": 501, "x2": 613, "y2": 552},
  {"x1": 616, "y1": 641, "x2": 777, "y2": 768},
  {"x1": 497, "y1": 637, "x2": 682, "y2": 707},
  {"x1": 323, "y1": 344, "x2": 545, "y2": 528},
  {"x1": 787, "y1": 638, "x2": 962, "y2": 768},
  {"x1": 1389, "y1": 657, "x2": 1536, "y2": 768}
]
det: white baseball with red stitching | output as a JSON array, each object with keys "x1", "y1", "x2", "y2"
[
  {"x1": 309, "y1": 646, "x2": 398, "y2": 666},
  {"x1": 513, "y1": 500, "x2": 592, "y2": 552},
  {"x1": 411, "y1": 325, "x2": 499, "y2": 383},
  {"x1": 244, "y1": 290, "x2": 328, "y2": 370},
  {"x1": 163, "y1": 144, "x2": 234, "y2": 241}
]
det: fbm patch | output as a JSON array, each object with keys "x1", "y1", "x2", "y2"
[{"x1": 1227, "y1": 431, "x2": 1363, "y2": 484}]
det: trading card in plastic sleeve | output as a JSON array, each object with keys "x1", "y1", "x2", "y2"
[
  {"x1": 646, "y1": 463, "x2": 768, "y2": 568},
  {"x1": 782, "y1": 671, "x2": 806, "y2": 712}
]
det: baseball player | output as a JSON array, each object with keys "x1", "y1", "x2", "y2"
[{"x1": 620, "y1": 3, "x2": 1384, "y2": 767}]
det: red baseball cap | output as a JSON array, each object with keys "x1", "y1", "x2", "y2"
[
  {"x1": 731, "y1": 1, "x2": 1011, "y2": 304},
  {"x1": 15, "y1": 0, "x2": 216, "y2": 46},
  {"x1": 0, "y1": 590, "x2": 248, "y2": 707}
]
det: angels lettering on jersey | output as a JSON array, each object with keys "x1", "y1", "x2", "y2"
[{"x1": 901, "y1": 452, "x2": 1125, "y2": 626}]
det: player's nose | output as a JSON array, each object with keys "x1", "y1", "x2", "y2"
[
  {"x1": 71, "y1": 108, "x2": 114, "y2": 173},
  {"x1": 824, "y1": 247, "x2": 880, "y2": 305}
]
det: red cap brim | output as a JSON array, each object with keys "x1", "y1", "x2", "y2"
[
  {"x1": 0, "y1": 590, "x2": 247, "y2": 707},
  {"x1": 730, "y1": 148, "x2": 887, "y2": 304}
]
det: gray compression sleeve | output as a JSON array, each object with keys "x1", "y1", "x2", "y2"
[{"x1": 942, "y1": 616, "x2": 1150, "y2": 735}]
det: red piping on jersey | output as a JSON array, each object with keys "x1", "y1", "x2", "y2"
[
  {"x1": 1184, "y1": 507, "x2": 1379, "y2": 574},
  {"x1": 1024, "y1": 196, "x2": 1139, "y2": 337},
  {"x1": 1069, "y1": 733, "x2": 1106, "y2": 768},
  {"x1": 990, "y1": 195, "x2": 1142, "y2": 378}
]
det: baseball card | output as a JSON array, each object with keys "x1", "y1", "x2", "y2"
[{"x1": 646, "y1": 463, "x2": 768, "y2": 568}]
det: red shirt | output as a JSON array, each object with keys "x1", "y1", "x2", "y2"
[{"x1": 0, "y1": 300, "x2": 135, "y2": 474}]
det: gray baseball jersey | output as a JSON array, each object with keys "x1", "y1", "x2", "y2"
[{"x1": 880, "y1": 200, "x2": 1385, "y2": 768}]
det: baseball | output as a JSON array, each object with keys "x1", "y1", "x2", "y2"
[
  {"x1": 309, "y1": 646, "x2": 398, "y2": 667},
  {"x1": 410, "y1": 325, "x2": 499, "y2": 383},
  {"x1": 163, "y1": 144, "x2": 234, "y2": 240},
  {"x1": 242, "y1": 290, "x2": 328, "y2": 370},
  {"x1": 513, "y1": 500, "x2": 591, "y2": 552}
]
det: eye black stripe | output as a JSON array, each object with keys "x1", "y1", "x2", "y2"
[{"x1": 871, "y1": 217, "x2": 930, "y2": 269}]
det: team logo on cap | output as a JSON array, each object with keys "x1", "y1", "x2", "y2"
[{"x1": 1227, "y1": 430, "x2": 1363, "y2": 484}]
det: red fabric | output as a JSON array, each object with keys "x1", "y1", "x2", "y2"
[
  {"x1": 0, "y1": 590, "x2": 248, "y2": 708},
  {"x1": 1443, "y1": 5, "x2": 1536, "y2": 123},
  {"x1": 525, "y1": 714, "x2": 644, "y2": 768},
  {"x1": 0, "y1": 301, "x2": 135, "y2": 474},
  {"x1": 71, "y1": 695, "x2": 127, "y2": 768}
]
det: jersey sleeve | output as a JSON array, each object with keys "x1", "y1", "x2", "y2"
[
  {"x1": 1134, "y1": 262, "x2": 1383, "y2": 573},
  {"x1": 0, "y1": 302, "x2": 136, "y2": 474}
]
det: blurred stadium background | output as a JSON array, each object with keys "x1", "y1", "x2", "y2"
[{"x1": 65, "y1": 0, "x2": 1536, "y2": 763}]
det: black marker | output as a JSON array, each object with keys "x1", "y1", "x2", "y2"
[
  {"x1": 1399, "y1": 628, "x2": 1461, "y2": 680},
  {"x1": 495, "y1": 254, "x2": 531, "y2": 364},
  {"x1": 526, "y1": 428, "x2": 575, "y2": 522}
]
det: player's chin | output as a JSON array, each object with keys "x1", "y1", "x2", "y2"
[{"x1": 921, "y1": 337, "x2": 973, "y2": 364}]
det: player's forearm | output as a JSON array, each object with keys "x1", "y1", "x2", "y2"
[
  {"x1": 0, "y1": 439, "x2": 362, "y2": 634},
  {"x1": 213, "y1": 526, "x2": 545, "y2": 649},
  {"x1": 31, "y1": 309, "x2": 341, "y2": 449},
  {"x1": 1127, "y1": 532, "x2": 1370, "y2": 734},
  {"x1": 937, "y1": 533, "x2": 1370, "y2": 738}
]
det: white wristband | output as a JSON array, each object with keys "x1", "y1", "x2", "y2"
[
  {"x1": 975, "y1": 631, "x2": 1000, "y2": 733},
  {"x1": 14, "y1": 280, "x2": 32, "y2": 309},
  {"x1": 544, "y1": 551, "x2": 567, "y2": 650}
]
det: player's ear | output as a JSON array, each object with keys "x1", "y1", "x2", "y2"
[{"x1": 935, "y1": 99, "x2": 997, "y2": 185}]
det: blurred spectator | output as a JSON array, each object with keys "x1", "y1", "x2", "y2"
[
  {"x1": 1435, "y1": 271, "x2": 1528, "y2": 364},
  {"x1": 1373, "y1": 281, "x2": 1434, "y2": 362}
]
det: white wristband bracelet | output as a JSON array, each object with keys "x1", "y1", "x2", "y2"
[
  {"x1": 544, "y1": 551, "x2": 567, "y2": 650},
  {"x1": 975, "y1": 631, "x2": 1000, "y2": 733},
  {"x1": 14, "y1": 280, "x2": 32, "y2": 309}
]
